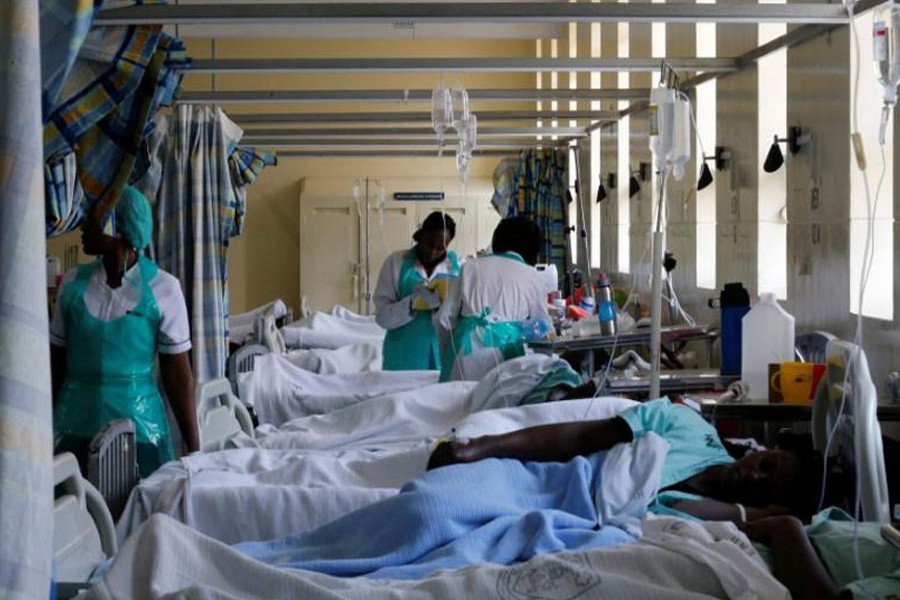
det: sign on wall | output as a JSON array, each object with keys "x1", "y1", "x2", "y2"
[{"x1": 393, "y1": 192, "x2": 446, "y2": 201}]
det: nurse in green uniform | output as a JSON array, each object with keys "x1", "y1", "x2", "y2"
[
  {"x1": 50, "y1": 186, "x2": 199, "y2": 477},
  {"x1": 374, "y1": 212, "x2": 460, "y2": 371}
]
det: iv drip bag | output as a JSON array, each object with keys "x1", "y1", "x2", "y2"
[
  {"x1": 431, "y1": 85, "x2": 453, "y2": 147},
  {"x1": 649, "y1": 88, "x2": 677, "y2": 162},
  {"x1": 667, "y1": 97, "x2": 692, "y2": 181},
  {"x1": 874, "y1": 7, "x2": 900, "y2": 106}
]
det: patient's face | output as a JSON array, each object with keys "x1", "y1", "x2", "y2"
[{"x1": 719, "y1": 450, "x2": 801, "y2": 508}]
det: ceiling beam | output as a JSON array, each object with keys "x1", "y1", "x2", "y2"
[
  {"x1": 240, "y1": 127, "x2": 587, "y2": 138},
  {"x1": 95, "y1": 3, "x2": 854, "y2": 26},
  {"x1": 189, "y1": 57, "x2": 738, "y2": 74},
  {"x1": 239, "y1": 137, "x2": 545, "y2": 148},
  {"x1": 231, "y1": 110, "x2": 619, "y2": 124},
  {"x1": 179, "y1": 88, "x2": 649, "y2": 104},
  {"x1": 276, "y1": 149, "x2": 518, "y2": 158}
]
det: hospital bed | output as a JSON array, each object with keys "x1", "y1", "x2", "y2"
[
  {"x1": 229, "y1": 299, "x2": 292, "y2": 345},
  {"x1": 117, "y1": 356, "x2": 627, "y2": 544},
  {"x1": 80, "y1": 341, "x2": 893, "y2": 599},
  {"x1": 53, "y1": 453, "x2": 116, "y2": 599}
]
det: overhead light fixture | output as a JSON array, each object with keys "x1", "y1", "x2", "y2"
[
  {"x1": 698, "y1": 145, "x2": 731, "y2": 191},
  {"x1": 764, "y1": 126, "x2": 811, "y2": 173},
  {"x1": 629, "y1": 162, "x2": 650, "y2": 198}
]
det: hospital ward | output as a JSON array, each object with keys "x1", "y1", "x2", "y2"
[{"x1": 6, "y1": 2, "x2": 900, "y2": 599}]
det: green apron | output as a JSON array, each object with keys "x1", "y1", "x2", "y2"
[
  {"x1": 382, "y1": 249, "x2": 460, "y2": 371},
  {"x1": 438, "y1": 252, "x2": 529, "y2": 382},
  {"x1": 54, "y1": 256, "x2": 175, "y2": 477}
]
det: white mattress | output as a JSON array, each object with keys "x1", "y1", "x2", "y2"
[{"x1": 93, "y1": 513, "x2": 787, "y2": 600}]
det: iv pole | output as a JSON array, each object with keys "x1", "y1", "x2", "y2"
[{"x1": 364, "y1": 177, "x2": 371, "y2": 315}]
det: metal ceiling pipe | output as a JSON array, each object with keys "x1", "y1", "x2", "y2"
[
  {"x1": 189, "y1": 57, "x2": 738, "y2": 74},
  {"x1": 230, "y1": 110, "x2": 619, "y2": 124},
  {"x1": 178, "y1": 88, "x2": 650, "y2": 104},
  {"x1": 238, "y1": 126, "x2": 587, "y2": 138},
  {"x1": 95, "y1": 2, "x2": 857, "y2": 26}
]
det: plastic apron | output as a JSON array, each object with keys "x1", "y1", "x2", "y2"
[
  {"x1": 54, "y1": 256, "x2": 174, "y2": 477},
  {"x1": 382, "y1": 249, "x2": 460, "y2": 371},
  {"x1": 439, "y1": 252, "x2": 529, "y2": 382}
]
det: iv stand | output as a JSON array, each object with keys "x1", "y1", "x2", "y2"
[
  {"x1": 364, "y1": 178, "x2": 372, "y2": 315},
  {"x1": 649, "y1": 170, "x2": 667, "y2": 400}
]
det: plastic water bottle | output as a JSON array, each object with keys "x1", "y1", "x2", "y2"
[
  {"x1": 716, "y1": 282, "x2": 750, "y2": 376},
  {"x1": 580, "y1": 296, "x2": 596, "y2": 315},
  {"x1": 741, "y1": 293, "x2": 795, "y2": 401},
  {"x1": 597, "y1": 273, "x2": 617, "y2": 336}
]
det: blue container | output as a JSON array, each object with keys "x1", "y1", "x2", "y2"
[{"x1": 716, "y1": 283, "x2": 750, "y2": 376}]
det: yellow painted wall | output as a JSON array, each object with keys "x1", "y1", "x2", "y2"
[
  {"x1": 178, "y1": 36, "x2": 540, "y2": 314},
  {"x1": 227, "y1": 155, "x2": 500, "y2": 314}
]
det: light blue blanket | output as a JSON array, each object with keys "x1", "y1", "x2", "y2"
[{"x1": 234, "y1": 452, "x2": 637, "y2": 580}]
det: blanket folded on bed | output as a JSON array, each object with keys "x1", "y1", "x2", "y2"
[{"x1": 233, "y1": 433, "x2": 669, "y2": 580}]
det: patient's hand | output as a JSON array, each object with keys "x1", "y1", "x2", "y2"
[
  {"x1": 427, "y1": 440, "x2": 479, "y2": 471},
  {"x1": 740, "y1": 515, "x2": 803, "y2": 545}
]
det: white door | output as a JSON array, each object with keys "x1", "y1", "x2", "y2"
[
  {"x1": 364, "y1": 203, "x2": 416, "y2": 314},
  {"x1": 299, "y1": 199, "x2": 361, "y2": 313}
]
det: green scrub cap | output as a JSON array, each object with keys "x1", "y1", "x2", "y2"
[{"x1": 116, "y1": 185, "x2": 153, "y2": 250}]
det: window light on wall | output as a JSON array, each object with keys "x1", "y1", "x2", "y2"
[
  {"x1": 617, "y1": 21, "x2": 631, "y2": 274},
  {"x1": 850, "y1": 10, "x2": 894, "y2": 320},
  {"x1": 757, "y1": 0, "x2": 788, "y2": 300},
  {"x1": 590, "y1": 20, "x2": 602, "y2": 268},
  {"x1": 695, "y1": 8, "x2": 716, "y2": 290}
]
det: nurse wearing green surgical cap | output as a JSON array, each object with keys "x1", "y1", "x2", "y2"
[{"x1": 50, "y1": 185, "x2": 200, "y2": 477}]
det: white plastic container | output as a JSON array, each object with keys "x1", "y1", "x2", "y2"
[{"x1": 741, "y1": 293, "x2": 795, "y2": 401}]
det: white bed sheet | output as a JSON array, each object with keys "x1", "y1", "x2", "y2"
[
  {"x1": 282, "y1": 310, "x2": 385, "y2": 350},
  {"x1": 281, "y1": 342, "x2": 383, "y2": 375},
  {"x1": 91, "y1": 513, "x2": 788, "y2": 600},
  {"x1": 238, "y1": 356, "x2": 439, "y2": 426}
]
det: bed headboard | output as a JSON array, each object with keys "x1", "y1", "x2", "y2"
[
  {"x1": 195, "y1": 377, "x2": 256, "y2": 452},
  {"x1": 811, "y1": 339, "x2": 890, "y2": 523}
]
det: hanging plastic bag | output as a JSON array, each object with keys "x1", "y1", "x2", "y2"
[
  {"x1": 431, "y1": 85, "x2": 453, "y2": 152},
  {"x1": 450, "y1": 85, "x2": 470, "y2": 129},
  {"x1": 374, "y1": 182, "x2": 386, "y2": 227},
  {"x1": 351, "y1": 180, "x2": 362, "y2": 218},
  {"x1": 459, "y1": 114, "x2": 478, "y2": 154},
  {"x1": 456, "y1": 144, "x2": 472, "y2": 187}
]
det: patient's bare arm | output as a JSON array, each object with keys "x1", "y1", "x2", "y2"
[
  {"x1": 742, "y1": 516, "x2": 840, "y2": 600},
  {"x1": 427, "y1": 417, "x2": 634, "y2": 470}
]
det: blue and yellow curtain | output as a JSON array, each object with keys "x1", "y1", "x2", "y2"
[
  {"x1": 501, "y1": 148, "x2": 569, "y2": 281},
  {"x1": 44, "y1": 5, "x2": 190, "y2": 236},
  {"x1": 155, "y1": 106, "x2": 276, "y2": 381}
]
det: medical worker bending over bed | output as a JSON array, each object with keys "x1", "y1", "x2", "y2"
[
  {"x1": 235, "y1": 398, "x2": 833, "y2": 597},
  {"x1": 50, "y1": 186, "x2": 199, "y2": 477},
  {"x1": 435, "y1": 216, "x2": 551, "y2": 382},
  {"x1": 375, "y1": 211, "x2": 461, "y2": 371}
]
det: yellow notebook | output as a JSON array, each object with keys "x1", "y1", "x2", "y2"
[{"x1": 411, "y1": 277, "x2": 452, "y2": 311}]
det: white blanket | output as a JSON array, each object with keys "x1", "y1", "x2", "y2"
[
  {"x1": 282, "y1": 310, "x2": 385, "y2": 350},
  {"x1": 282, "y1": 342, "x2": 383, "y2": 374},
  {"x1": 116, "y1": 446, "x2": 430, "y2": 544},
  {"x1": 238, "y1": 357, "x2": 438, "y2": 426},
  {"x1": 90, "y1": 514, "x2": 787, "y2": 600},
  {"x1": 117, "y1": 396, "x2": 638, "y2": 545}
]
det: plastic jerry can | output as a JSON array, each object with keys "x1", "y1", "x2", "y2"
[{"x1": 741, "y1": 293, "x2": 795, "y2": 401}]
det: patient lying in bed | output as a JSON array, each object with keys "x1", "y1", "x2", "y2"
[{"x1": 233, "y1": 399, "x2": 831, "y2": 590}]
